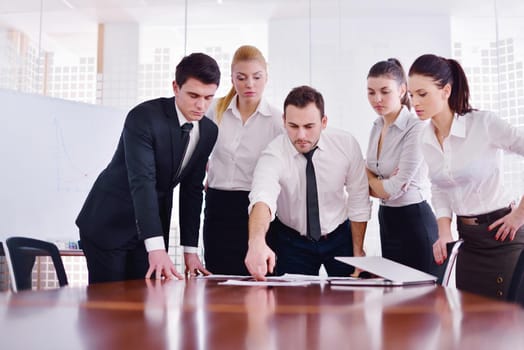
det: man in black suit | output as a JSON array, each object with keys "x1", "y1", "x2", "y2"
[{"x1": 76, "y1": 53, "x2": 220, "y2": 284}]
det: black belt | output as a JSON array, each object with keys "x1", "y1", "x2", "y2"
[
  {"x1": 284, "y1": 226, "x2": 332, "y2": 242},
  {"x1": 457, "y1": 206, "x2": 512, "y2": 226},
  {"x1": 276, "y1": 218, "x2": 346, "y2": 242}
]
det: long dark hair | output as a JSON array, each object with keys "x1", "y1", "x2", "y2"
[
  {"x1": 368, "y1": 58, "x2": 410, "y2": 109},
  {"x1": 408, "y1": 54, "x2": 473, "y2": 115}
]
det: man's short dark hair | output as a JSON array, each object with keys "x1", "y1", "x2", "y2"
[
  {"x1": 175, "y1": 53, "x2": 221, "y2": 87},
  {"x1": 283, "y1": 85, "x2": 325, "y2": 119}
]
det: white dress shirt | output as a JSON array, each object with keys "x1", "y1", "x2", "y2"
[
  {"x1": 421, "y1": 110, "x2": 524, "y2": 218},
  {"x1": 366, "y1": 106, "x2": 430, "y2": 207},
  {"x1": 146, "y1": 102, "x2": 199, "y2": 253},
  {"x1": 206, "y1": 95, "x2": 283, "y2": 190},
  {"x1": 249, "y1": 128, "x2": 371, "y2": 236}
]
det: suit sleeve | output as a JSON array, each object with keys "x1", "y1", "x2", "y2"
[
  {"x1": 178, "y1": 159, "x2": 207, "y2": 247},
  {"x1": 123, "y1": 106, "x2": 164, "y2": 239}
]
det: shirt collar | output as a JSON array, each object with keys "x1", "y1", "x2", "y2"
[
  {"x1": 174, "y1": 100, "x2": 194, "y2": 127},
  {"x1": 316, "y1": 132, "x2": 327, "y2": 151},
  {"x1": 422, "y1": 113, "x2": 466, "y2": 146},
  {"x1": 286, "y1": 130, "x2": 326, "y2": 158},
  {"x1": 450, "y1": 113, "x2": 466, "y2": 138},
  {"x1": 228, "y1": 94, "x2": 273, "y2": 118},
  {"x1": 372, "y1": 105, "x2": 411, "y2": 131},
  {"x1": 393, "y1": 106, "x2": 412, "y2": 130}
]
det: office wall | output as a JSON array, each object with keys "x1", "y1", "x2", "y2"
[
  {"x1": 0, "y1": 10, "x2": 453, "y2": 255},
  {"x1": 268, "y1": 15, "x2": 451, "y2": 149},
  {"x1": 0, "y1": 88, "x2": 125, "y2": 242}
]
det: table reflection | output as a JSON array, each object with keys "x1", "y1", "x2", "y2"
[
  {"x1": 1, "y1": 278, "x2": 522, "y2": 350},
  {"x1": 244, "y1": 287, "x2": 276, "y2": 350}
]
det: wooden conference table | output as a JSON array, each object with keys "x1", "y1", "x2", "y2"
[{"x1": 1, "y1": 278, "x2": 523, "y2": 350}]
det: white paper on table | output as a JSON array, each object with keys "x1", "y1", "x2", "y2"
[
  {"x1": 212, "y1": 273, "x2": 359, "y2": 286},
  {"x1": 199, "y1": 274, "x2": 251, "y2": 279},
  {"x1": 276, "y1": 274, "x2": 361, "y2": 282},
  {"x1": 272, "y1": 273, "x2": 326, "y2": 282},
  {"x1": 218, "y1": 279, "x2": 311, "y2": 287}
]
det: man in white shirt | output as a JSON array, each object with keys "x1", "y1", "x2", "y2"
[{"x1": 245, "y1": 85, "x2": 371, "y2": 280}]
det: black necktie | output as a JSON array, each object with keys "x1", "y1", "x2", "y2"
[
  {"x1": 304, "y1": 147, "x2": 321, "y2": 241},
  {"x1": 175, "y1": 122, "x2": 193, "y2": 178}
]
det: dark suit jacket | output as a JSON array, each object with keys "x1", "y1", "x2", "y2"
[{"x1": 76, "y1": 97, "x2": 218, "y2": 250}]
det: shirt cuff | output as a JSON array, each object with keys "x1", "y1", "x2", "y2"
[
  {"x1": 348, "y1": 200, "x2": 372, "y2": 222},
  {"x1": 144, "y1": 236, "x2": 165, "y2": 252},
  {"x1": 435, "y1": 207, "x2": 453, "y2": 219},
  {"x1": 248, "y1": 197, "x2": 276, "y2": 221},
  {"x1": 183, "y1": 246, "x2": 199, "y2": 254}
]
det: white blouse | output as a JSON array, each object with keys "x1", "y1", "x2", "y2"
[
  {"x1": 206, "y1": 95, "x2": 283, "y2": 191},
  {"x1": 366, "y1": 106, "x2": 430, "y2": 207},
  {"x1": 421, "y1": 110, "x2": 524, "y2": 218}
]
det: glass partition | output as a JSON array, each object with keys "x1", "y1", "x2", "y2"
[{"x1": 2, "y1": 0, "x2": 523, "y2": 265}]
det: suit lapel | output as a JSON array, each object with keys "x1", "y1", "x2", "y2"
[{"x1": 166, "y1": 97, "x2": 185, "y2": 183}]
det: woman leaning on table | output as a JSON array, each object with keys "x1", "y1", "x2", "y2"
[
  {"x1": 202, "y1": 45, "x2": 283, "y2": 275},
  {"x1": 365, "y1": 58, "x2": 439, "y2": 275},
  {"x1": 408, "y1": 53, "x2": 524, "y2": 300}
]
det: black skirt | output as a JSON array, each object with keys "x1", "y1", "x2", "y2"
[
  {"x1": 378, "y1": 201, "x2": 440, "y2": 275},
  {"x1": 456, "y1": 219, "x2": 524, "y2": 300},
  {"x1": 202, "y1": 188, "x2": 250, "y2": 275}
]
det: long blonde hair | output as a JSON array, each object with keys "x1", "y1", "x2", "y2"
[{"x1": 215, "y1": 45, "x2": 268, "y2": 124}]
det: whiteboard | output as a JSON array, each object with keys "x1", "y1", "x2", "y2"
[{"x1": 0, "y1": 88, "x2": 126, "y2": 244}]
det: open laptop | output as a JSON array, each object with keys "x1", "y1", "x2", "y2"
[{"x1": 332, "y1": 256, "x2": 438, "y2": 286}]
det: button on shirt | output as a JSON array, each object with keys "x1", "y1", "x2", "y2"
[
  {"x1": 206, "y1": 95, "x2": 283, "y2": 190},
  {"x1": 249, "y1": 128, "x2": 371, "y2": 236},
  {"x1": 145, "y1": 102, "x2": 199, "y2": 253},
  {"x1": 366, "y1": 106, "x2": 430, "y2": 207},
  {"x1": 421, "y1": 110, "x2": 524, "y2": 218}
]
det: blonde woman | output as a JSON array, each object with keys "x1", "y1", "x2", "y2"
[{"x1": 202, "y1": 45, "x2": 283, "y2": 275}]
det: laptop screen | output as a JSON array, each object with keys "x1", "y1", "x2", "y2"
[{"x1": 335, "y1": 256, "x2": 437, "y2": 285}]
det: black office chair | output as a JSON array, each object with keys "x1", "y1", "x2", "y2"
[
  {"x1": 4, "y1": 236, "x2": 68, "y2": 292},
  {"x1": 436, "y1": 240, "x2": 463, "y2": 286},
  {"x1": 508, "y1": 250, "x2": 524, "y2": 306}
]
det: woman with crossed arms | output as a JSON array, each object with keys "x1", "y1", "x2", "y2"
[{"x1": 366, "y1": 58, "x2": 439, "y2": 275}]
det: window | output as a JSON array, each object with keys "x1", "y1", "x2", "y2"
[{"x1": 2, "y1": 0, "x2": 524, "y2": 264}]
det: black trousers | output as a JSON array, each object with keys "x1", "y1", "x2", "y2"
[
  {"x1": 80, "y1": 234, "x2": 148, "y2": 284},
  {"x1": 273, "y1": 218, "x2": 355, "y2": 277},
  {"x1": 378, "y1": 201, "x2": 440, "y2": 275},
  {"x1": 203, "y1": 188, "x2": 250, "y2": 275}
]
